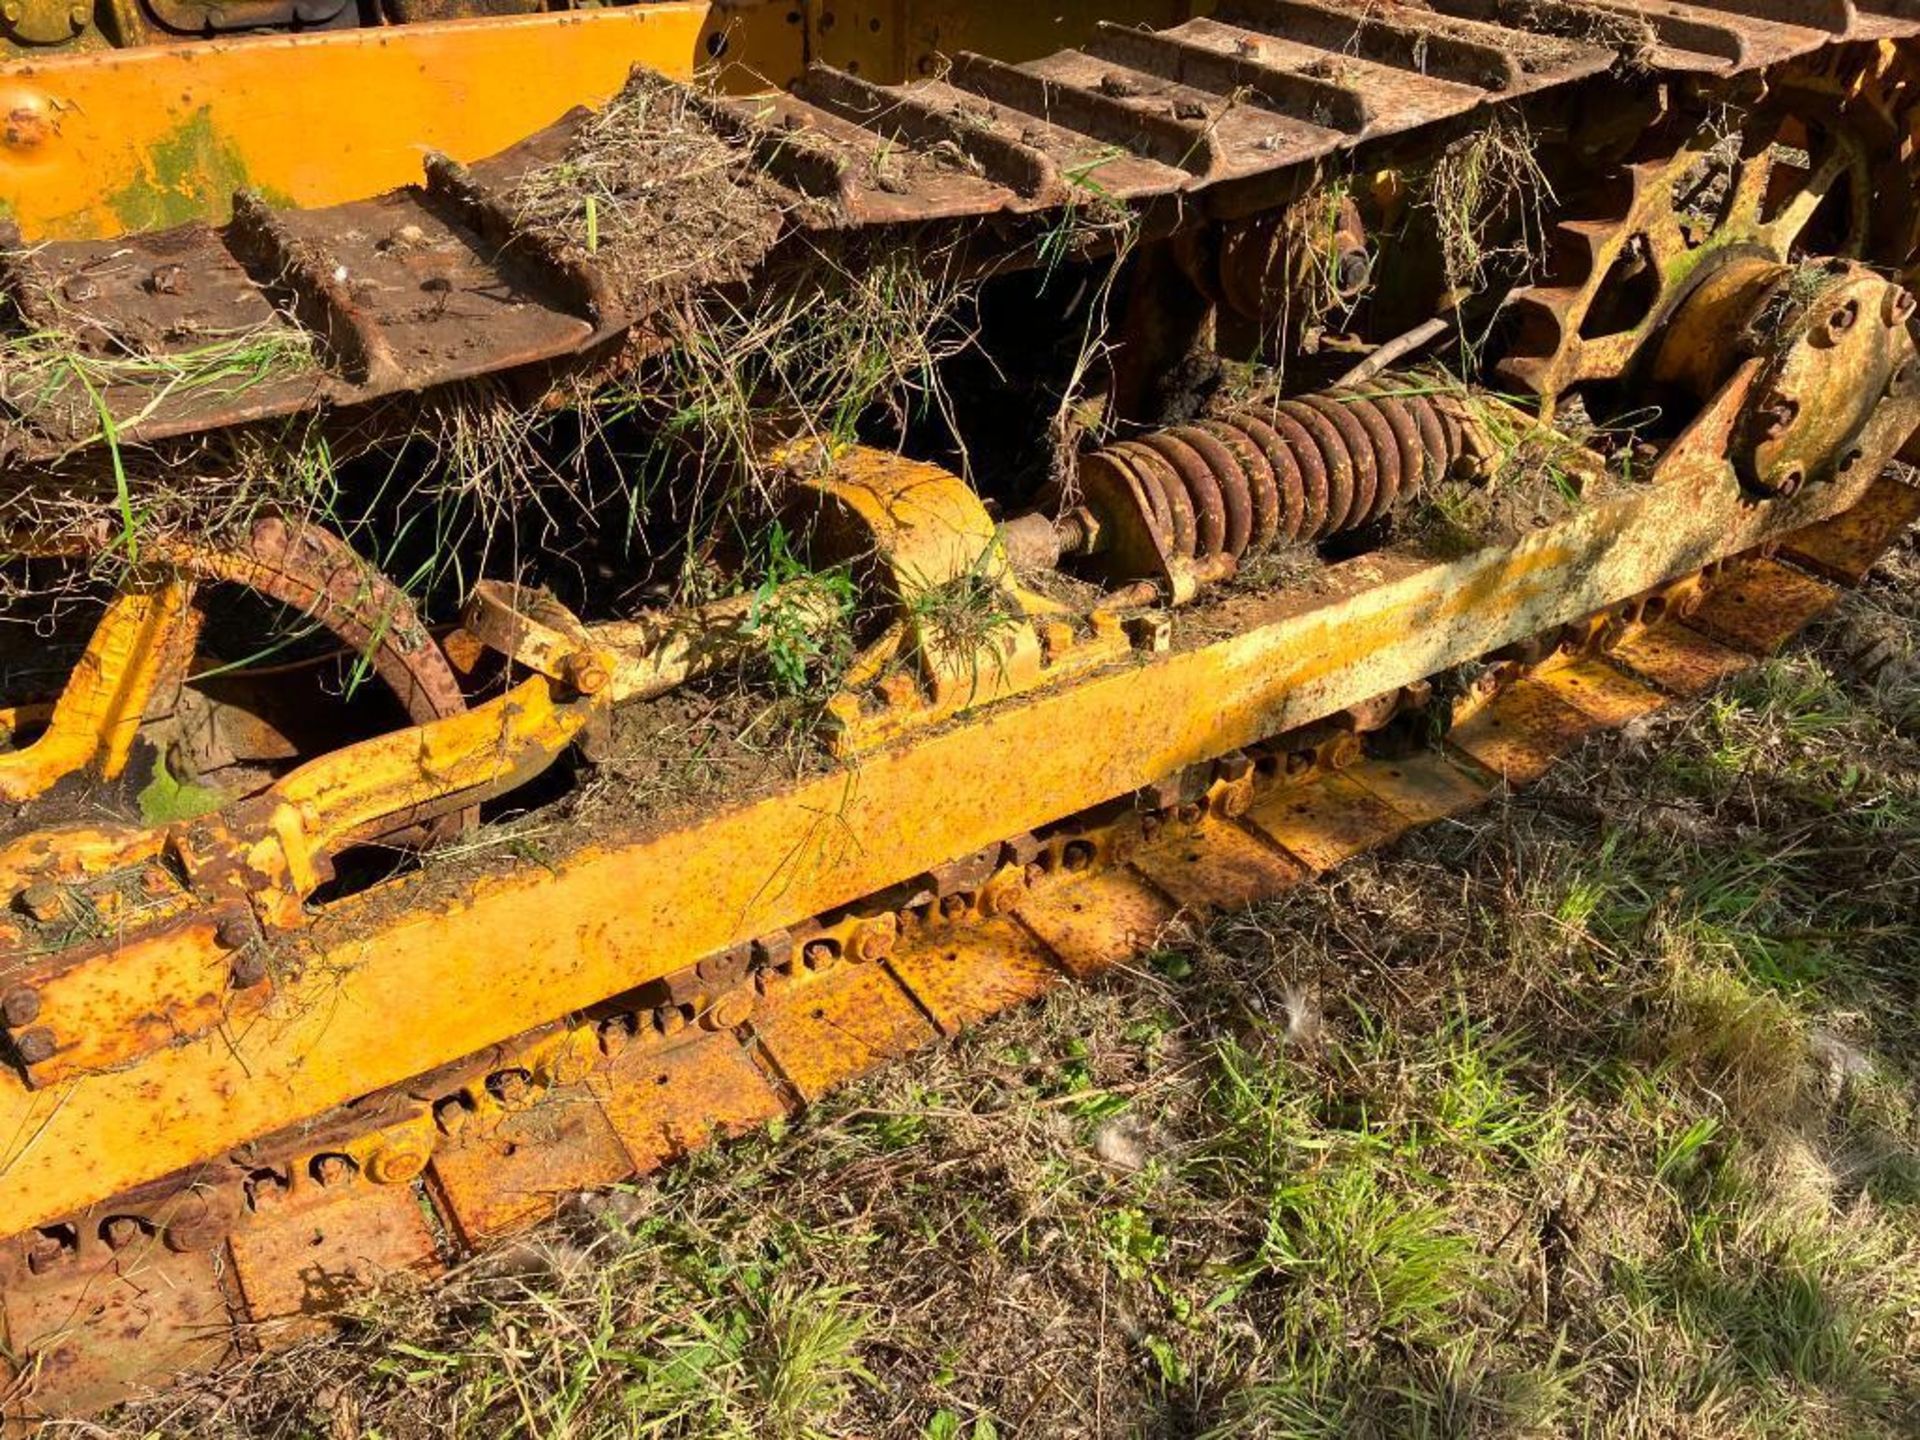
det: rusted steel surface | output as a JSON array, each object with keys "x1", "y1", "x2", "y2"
[
  {"x1": 1, "y1": 533, "x2": 1877, "y2": 1417},
  {"x1": 5, "y1": 1, "x2": 1912, "y2": 457}
]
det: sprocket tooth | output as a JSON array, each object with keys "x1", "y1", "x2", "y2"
[
  {"x1": 1555, "y1": 216, "x2": 1627, "y2": 264},
  {"x1": 1503, "y1": 285, "x2": 1585, "y2": 337},
  {"x1": 1495, "y1": 352, "x2": 1557, "y2": 395}
]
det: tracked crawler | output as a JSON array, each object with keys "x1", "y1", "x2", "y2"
[{"x1": 4, "y1": 0, "x2": 1920, "y2": 1420}]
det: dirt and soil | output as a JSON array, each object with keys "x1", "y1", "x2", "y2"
[{"x1": 73, "y1": 521, "x2": 1920, "y2": 1440}]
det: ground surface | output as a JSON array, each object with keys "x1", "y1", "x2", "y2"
[{"x1": 93, "y1": 533, "x2": 1920, "y2": 1440}]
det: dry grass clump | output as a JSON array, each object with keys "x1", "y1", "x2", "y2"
[
  {"x1": 1424, "y1": 113, "x2": 1556, "y2": 310},
  {"x1": 509, "y1": 68, "x2": 793, "y2": 307}
]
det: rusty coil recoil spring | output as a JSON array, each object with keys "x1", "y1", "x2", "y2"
[{"x1": 1061, "y1": 381, "x2": 1486, "y2": 597}]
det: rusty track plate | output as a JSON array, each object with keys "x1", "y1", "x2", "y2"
[
  {"x1": 886, "y1": 918, "x2": 1066, "y2": 1036},
  {"x1": 593, "y1": 1028, "x2": 790, "y2": 1172},
  {"x1": 1128, "y1": 815, "x2": 1306, "y2": 915},
  {"x1": 1686, "y1": 558, "x2": 1842, "y2": 653},
  {"x1": 428, "y1": 1082, "x2": 635, "y2": 1245},
  {"x1": 7, "y1": 3, "x2": 1908, "y2": 454},
  {"x1": 229, "y1": 1180, "x2": 440, "y2": 1341},
  {"x1": 1243, "y1": 771, "x2": 1419, "y2": 868},
  {"x1": 750, "y1": 963, "x2": 938, "y2": 1104},
  {"x1": 1014, "y1": 867, "x2": 1181, "y2": 979}
]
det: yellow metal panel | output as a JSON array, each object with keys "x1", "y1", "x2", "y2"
[
  {"x1": 0, "y1": 457, "x2": 1886, "y2": 1235},
  {"x1": 0, "y1": 4, "x2": 805, "y2": 241}
]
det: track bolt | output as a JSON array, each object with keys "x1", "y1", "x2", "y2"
[
  {"x1": 1175, "y1": 803, "x2": 1205, "y2": 826},
  {"x1": 311, "y1": 1154, "x2": 355, "y2": 1187},
  {"x1": 802, "y1": 939, "x2": 839, "y2": 970},
  {"x1": 1886, "y1": 288, "x2": 1918, "y2": 327},
  {"x1": 25, "y1": 1228, "x2": 72, "y2": 1275},
  {"x1": 164, "y1": 1213, "x2": 224, "y2": 1254},
  {"x1": 245, "y1": 1170, "x2": 287, "y2": 1211},
  {"x1": 979, "y1": 872, "x2": 1025, "y2": 917},
  {"x1": 1, "y1": 987, "x2": 39, "y2": 1028},
  {"x1": 1062, "y1": 840, "x2": 1095, "y2": 872},
  {"x1": 655, "y1": 1004, "x2": 689, "y2": 1036},
  {"x1": 848, "y1": 915, "x2": 898, "y2": 962},
  {"x1": 214, "y1": 915, "x2": 253, "y2": 950},
  {"x1": 14, "y1": 1028, "x2": 55, "y2": 1065},
  {"x1": 433, "y1": 1095, "x2": 472, "y2": 1137},
  {"x1": 1024, "y1": 861, "x2": 1048, "y2": 887},
  {"x1": 939, "y1": 893, "x2": 970, "y2": 920},
  {"x1": 1140, "y1": 813, "x2": 1164, "y2": 842},
  {"x1": 59, "y1": 275, "x2": 97, "y2": 304},
  {"x1": 15, "y1": 883, "x2": 63, "y2": 923},
  {"x1": 1823, "y1": 298, "x2": 1859, "y2": 340},
  {"x1": 229, "y1": 949, "x2": 269, "y2": 989},
  {"x1": 487, "y1": 1069, "x2": 532, "y2": 1108},
  {"x1": 102, "y1": 1216, "x2": 145, "y2": 1250},
  {"x1": 701, "y1": 985, "x2": 756, "y2": 1031},
  {"x1": 597, "y1": 1014, "x2": 636, "y2": 1056},
  {"x1": 366, "y1": 1141, "x2": 429, "y2": 1185}
]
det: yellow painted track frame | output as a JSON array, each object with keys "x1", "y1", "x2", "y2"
[{"x1": 0, "y1": 3, "x2": 804, "y2": 241}]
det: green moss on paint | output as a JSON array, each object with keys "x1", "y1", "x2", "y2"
[{"x1": 105, "y1": 108, "x2": 294, "y2": 232}]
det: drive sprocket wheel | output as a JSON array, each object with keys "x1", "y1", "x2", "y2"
[{"x1": 1498, "y1": 87, "x2": 1876, "y2": 411}]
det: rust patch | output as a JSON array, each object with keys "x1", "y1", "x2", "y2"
[
  {"x1": 1610, "y1": 621, "x2": 1754, "y2": 696},
  {"x1": 1446, "y1": 679, "x2": 1608, "y2": 785},
  {"x1": 1346, "y1": 751, "x2": 1492, "y2": 824},
  {"x1": 593, "y1": 1029, "x2": 788, "y2": 1172},
  {"x1": 1, "y1": 1243, "x2": 233, "y2": 1420},
  {"x1": 1535, "y1": 657, "x2": 1667, "y2": 727},
  {"x1": 1686, "y1": 558, "x2": 1842, "y2": 655},
  {"x1": 427, "y1": 1083, "x2": 632, "y2": 1246},
  {"x1": 229, "y1": 1179, "x2": 439, "y2": 1341}
]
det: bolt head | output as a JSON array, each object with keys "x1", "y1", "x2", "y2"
[
  {"x1": 701, "y1": 986, "x2": 756, "y2": 1031},
  {"x1": 848, "y1": 916, "x2": 897, "y2": 961},
  {"x1": 366, "y1": 1143, "x2": 428, "y2": 1185},
  {"x1": 14, "y1": 1027, "x2": 55, "y2": 1065},
  {"x1": 489, "y1": 1069, "x2": 532, "y2": 1107},
  {"x1": 1, "y1": 987, "x2": 40, "y2": 1028},
  {"x1": 229, "y1": 949, "x2": 269, "y2": 989},
  {"x1": 312, "y1": 1154, "x2": 354, "y2": 1187},
  {"x1": 597, "y1": 1015, "x2": 635, "y2": 1056},
  {"x1": 102, "y1": 1216, "x2": 143, "y2": 1250},
  {"x1": 15, "y1": 883, "x2": 63, "y2": 923}
]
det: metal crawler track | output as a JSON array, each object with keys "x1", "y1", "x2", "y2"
[
  {"x1": 0, "y1": 539, "x2": 1869, "y2": 1418},
  {"x1": 1, "y1": 0, "x2": 1914, "y2": 459}
]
